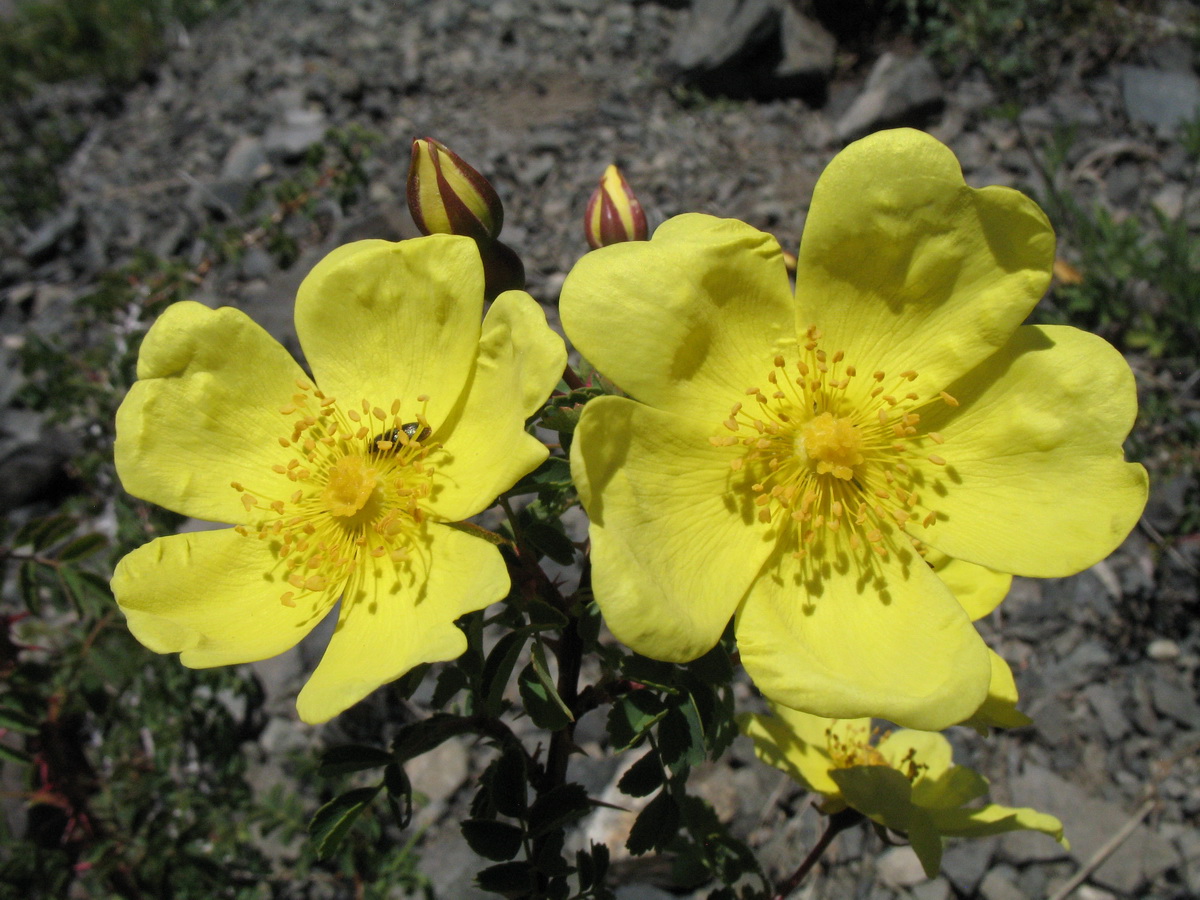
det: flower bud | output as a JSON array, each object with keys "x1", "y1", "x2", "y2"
[
  {"x1": 408, "y1": 137, "x2": 504, "y2": 242},
  {"x1": 584, "y1": 164, "x2": 648, "y2": 249}
]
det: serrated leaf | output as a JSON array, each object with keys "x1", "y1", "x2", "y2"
[
  {"x1": 530, "y1": 641, "x2": 573, "y2": 722},
  {"x1": 431, "y1": 665, "x2": 468, "y2": 709},
  {"x1": 309, "y1": 785, "x2": 380, "y2": 857},
  {"x1": 0, "y1": 743, "x2": 32, "y2": 765},
  {"x1": 476, "y1": 860, "x2": 535, "y2": 895},
  {"x1": 482, "y1": 630, "x2": 528, "y2": 717},
  {"x1": 523, "y1": 519, "x2": 576, "y2": 565},
  {"x1": 383, "y1": 763, "x2": 412, "y2": 828},
  {"x1": 617, "y1": 752, "x2": 664, "y2": 798},
  {"x1": 0, "y1": 708, "x2": 39, "y2": 735},
  {"x1": 532, "y1": 828, "x2": 571, "y2": 877},
  {"x1": 626, "y1": 789, "x2": 679, "y2": 856},
  {"x1": 607, "y1": 691, "x2": 666, "y2": 751},
  {"x1": 658, "y1": 697, "x2": 705, "y2": 774},
  {"x1": 18, "y1": 560, "x2": 42, "y2": 614},
  {"x1": 538, "y1": 405, "x2": 584, "y2": 433},
  {"x1": 518, "y1": 664, "x2": 571, "y2": 731},
  {"x1": 623, "y1": 654, "x2": 678, "y2": 692},
  {"x1": 527, "y1": 783, "x2": 591, "y2": 838},
  {"x1": 318, "y1": 744, "x2": 393, "y2": 777},
  {"x1": 576, "y1": 848, "x2": 595, "y2": 891},
  {"x1": 591, "y1": 841, "x2": 610, "y2": 887},
  {"x1": 490, "y1": 742, "x2": 528, "y2": 818},
  {"x1": 461, "y1": 819, "x2": 525, "y2": 862},
  {"x1": 391, "y1": 714, "x2": 471, "y2": 763},
  {"x1": 507, "y1": 455, "x2": 573, "y2": 495},
  {"x1": 55, "y1": 533, "x2": 108, "y2": 563},
  {"x1": 525, "y1": 598, "x2": 568, "y2": 629},
  {"x1": 30, "y1": 515, "x2": 76, "y2": 551}
]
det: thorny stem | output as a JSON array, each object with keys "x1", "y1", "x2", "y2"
[{"x1": 773, "y1": 808, "x2": 863, "y2": 900}]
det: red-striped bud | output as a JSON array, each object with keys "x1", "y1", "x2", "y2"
[
  {"x1": 407, "y1": 137, "x2": 503, "y2": 242},
  {"x1": 584, "y1": 164, "x2": 648, "y2": 249}
]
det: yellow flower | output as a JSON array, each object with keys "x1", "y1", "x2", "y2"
[
  {"x1": 561, "y1": 129, "x2": 1147, "y2": 730},
  {"x1": 111, "y1": 236, "x2": 565, "y2": 723},
  {"x1": 739, "y1": 703, "x2": 1068, "y2": 876}
]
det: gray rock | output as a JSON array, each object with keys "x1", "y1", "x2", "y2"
[
  {"x1": 1010, "y1": 764, "x2": 1179, "y2": 894},
  {"x1": 1121, "y1": 65, "x2": 1200, "y2": 134},
  {"x1": 978, "y1": 867, "x2": 1024, "y2": 900},
  {"x1": 775, "y1": 2, "x2": 836, "y2": 88},
  {"x1": 835, "y1": 52, "x2": 944, "y2": 141},
  {"x1": 263, "y1": 107, "x2": 328, "y2": 161},
  {"x1": 668, "y1": 0, "x2": 780, "y2": 76},
  {"x1": 1083, "y1": 683, "x2": 1131, "y2": 742},
  {"x1": 221, "y1": 134, "x2": 271, "y2": 182},
  {"x1": 939, "y1": 837, "x2": 994, "y2": 895},
  {"x1": 907, "y1": 877, "x2": 951, "y2": 900},
  {"x1": 1151, "y1": 675, "x2": 1200, "y2": 729},
  {"x1": 876, "y1": 846, "x2": 926, "y2": 888},
  {"x1": 20, "y1": 205, "x2": 81, "y2": 263}
]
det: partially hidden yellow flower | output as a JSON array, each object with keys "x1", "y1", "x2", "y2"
[
  {"x1": 739, "y1": 703, "x2": 1068, "y2": 877},
  {"x1": 561, "y1": 129, "x2": 1147, "y2": 731},
  {"x1": 112, "y1": 236, "x2": 565, "y2": 724}
]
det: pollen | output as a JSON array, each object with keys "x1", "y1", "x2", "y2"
[
  {"x1": 712, "y1": 325, "x2": 955, "y2": 573},
  {"x1": 232, "y1": 382, "x2": 440, "y2": 607}
]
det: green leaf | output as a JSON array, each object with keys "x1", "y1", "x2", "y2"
[
  {"x1": 658, "y1": 697, "x2": 705, "y2": 774},
  {"x1": 518, "y1": 664, "x2": 572, "y2": 731},
  {"x1": 626, "y1": 789, "x2": 679, "y2": 856},
  {"x1": 0, "y1": 742, "x2": 32, "y2": 765},
  {"x1": 607, "y1": 691, "x2": 667, "y2": 751},
  {"x1": 17, "y1": 560, "x2": 42, "y2": 614},
  {"x1": 431, "y1": 664, "x2": 468, "y2": 709},
  {"x1": 623, "y1": 654, "x2": 678, "y2": 692},
  {"x1": 527, "y1": 783, "x2": 591, "y2": 839},
  {"x1": 507, "y1": 456, "x2": 573, "y2": 496},
  {"x1": 482, "y1": 630, "x2": 528, "y2": 716},
  {"x1": 309, "y1": 785, "x2": 380, "y2": 857},
  {"x1": 523, "y1": 519, "x2": 576, "y2": 565},
  {"x1": 476, "y1": 861, "x2": 535, "y2": 896},
  {"x1": 576, "y1": 848, "x2": 595, "y2": 891},
  {"x1": 489, "y1": 743, "x2": 528, "y2": 819},
  {"x1": 318, "y1": 744, "x2": 393, "y2": 777},
  {"x1": 525, "y1": 598, "x2": 568, "y2": 629},
  {"x1": 530, "y1": 640, "x2": 573, "y2": 723},
  {"x1": 26, "y1": 515, "x2": 76, "y2": 551},
  {"x1": 383, "y1": 763, "x2": 412, "y2": 828},
  {"x1": 0, "y1": 707, "x2": 39, "y2": 735},
  {"x1": 461, "y1": 819, "x2": 525, "y2": 862},
  {"x1": 391, "y1": 714, "x2": 472, "y2": 763},
  {"x1": 617, "y1": 752, "x2": 664, "y2": 798},
  {"x1": 55, "y1": 532, "x2": 108, "y2": 563}
]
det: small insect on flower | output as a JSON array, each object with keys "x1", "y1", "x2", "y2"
[{"x1": 371, "y1": 423, "x2": 432, "y2": 453}]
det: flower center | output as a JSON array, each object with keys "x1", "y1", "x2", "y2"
[
  {"x1": 711, "y1": 325, "x2": 956, "y2": 563},
  {"x1": 231, "y1": 379, "x2": 441, "y2": 607},
  {"x1": 798, "y1": 411, "x2": 864, "y2": 480},
  {"x1": 827, "y1": 724, "x2": 889, "y2": 769},
  {"x1": 322, "y1": 455, "x2": 379, "y2": 517}
]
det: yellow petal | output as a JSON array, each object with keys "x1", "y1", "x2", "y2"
[
  {"x1": 795, "y1": 129, "x2": 1055, "y2": 401},
  {"x1": 111, "y1": 527, "x2": 337, "y2": 667},
  {"x1": 734, "y1": 540, "x2": 991, "y2": 730},
  {"x1": 293, "y1": 236, "x2": 485, "y2": 432},
  {"x1": 115, "y1": 301, "x2": 308, "y2": 523},
  {"x1": 926, "y1": 550, "x2": 1012, "y2": 621},
  {"x1": 561, "y1": 213, "x2": 795, "y2": 420},
  {"x1": 434, "y1": 290, "x2": 566, "y2": 521},
  {"x1": 571, "y1": 395, "x2": 772, "y2": 662},
  {"x1": 296, "y1": 523, "x2": 508, "y2": 723},
  {"x1": 929, "y1": 803, "x2": 1067, "y2": 848},
  {"x1": 831, "y1": 767, "x2": 945, "y2": 875},
  {"x1": 736, "y1": 708, "x2": 849, "y2": 798},
  {"x1": 962, "y1": 649, "x2": 1033, "y2": 732},
  {"x1": 914, "y1": 325, "x2": 1148, "y2": 577},
  {"x1": 877, "y1": 729, "x2": 954, "y2": 780}
]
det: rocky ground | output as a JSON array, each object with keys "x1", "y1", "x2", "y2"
[{"x1": 2, "y1": 0, "x2": 1199, "y2": 898}]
